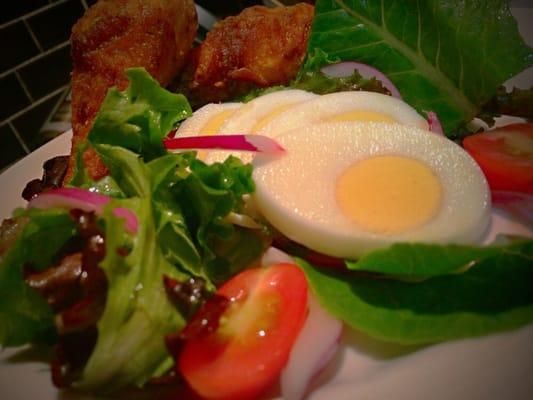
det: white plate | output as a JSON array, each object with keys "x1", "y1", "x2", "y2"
[
  {"x1": 2, "y1": 6, "x2": 533, "y2": 400},
  {"x1": 2, "y1": 130, "x2": 532, "y2": 400}
]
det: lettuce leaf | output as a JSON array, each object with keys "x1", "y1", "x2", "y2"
[
  {"x1": 75, "y1": 198, "x2": 187, "y2": 391},
  {"x1": 87, "y1": 68, "x2": 191, "y2": 161},
  {"x1": 1, "y1": 68, "x2": 261, "y2": 391},
  {"x1": 305, "y1": 0, "x2": 533, "y2": 133},
  {"x1": 0, "y1": 209, "x2": 76, "y2": 346},
  {"x1": 298, "y1": 240, "x2": 533, "y2": 345},
  {"x1": 346, "y1": 239, "x2": 533, "y2": 279},
  {"x1": 73, "y1": 70, "x2": 261, "y2": 388}
]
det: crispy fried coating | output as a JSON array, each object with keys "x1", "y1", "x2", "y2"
[
  {"x1": 179, "y1": 3, "x2": 314, "y2": 107},
  {"x1": 65, "y1": 0, "x2": 197, "y2": 183}
]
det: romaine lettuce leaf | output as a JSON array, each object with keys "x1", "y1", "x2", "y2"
[
  {"x1": 298, "y1": 241, "x2": 533, "y2": 344},
  {"x1": 305, "y1": 0, "x2": 533, "y2": 133},
  {"x1": 346, "y1": 239, "x2": 533, "y2": 279}
]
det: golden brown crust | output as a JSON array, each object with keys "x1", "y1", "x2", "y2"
[
  {"x1": 179, "y1": 3, "x2": 314, "y2": 106},
  {"x1": 65, "y1": 0, "x2": 197, "y2": 183}
]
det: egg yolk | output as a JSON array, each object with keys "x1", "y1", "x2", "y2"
[
  {"x1": 203, "y1": 109, "x2": 238, "y2": 135},
  {"x1": 252, "y1": 104, "x2": 300, "y2": 132},
  {"x1": 335, "y1": 155, "x2": 442, "y2": 234},
  {"x1": 328, "y1": 111, "x2": 396, "y2": 123}
]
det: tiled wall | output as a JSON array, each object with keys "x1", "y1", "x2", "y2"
[{"x1": 0, "y1": 0, "x2": 98, "y2": 170}]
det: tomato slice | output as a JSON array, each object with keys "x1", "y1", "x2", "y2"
[
  {"x1": 178, "y1": 263, "x2": 308, "y2": 400},
  {"x1": 463, "y1": 123, "x2": 533, "y2": 193}
]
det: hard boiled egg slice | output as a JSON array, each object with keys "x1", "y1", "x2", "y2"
[
  {"x1": 253, "y1": 122, "x2": 491, "y2": 259},
  {"x1": 175, "y1": 102, "x2": 242, "y2": 161},
  {"x1": 257, "y1": 91, "x2": 429, "y2": 140},
  {"x1": 203, "y1": 89, "x2": 317, "y2": 164}
]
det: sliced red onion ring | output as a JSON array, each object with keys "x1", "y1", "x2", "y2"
[
  {"x1": 321, "y1": 61, "x2": 402, "y2": 99},
  {"x1": 492, "y1": 190, "x2": 533, "y2": 227},
  {"x1": 260, "y1": 247, "x2": 343, "y2": 400},
  {"x1": 111, "y1": 207, "x2": 140, "y2": 233},
  {"x1": 280, "y1": 290, "x2": 343, "y2": 400},
  {"x1": 164, "y1": 134, "x2": 285, "y2": 155},
  {"x1": 28, "y1": 187, "x2": 138, "y2": 233},
  {"x1": 425, "y1": 111, "x2": 445, "y2": 135}
]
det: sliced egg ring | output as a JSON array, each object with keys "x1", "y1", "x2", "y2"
[
  {"x1": 203, "y1": 89, "x2": 317, "y2": 164},
  {"x1": 175, "y1": 102, "x2": 242, "y2": 161},
  {"x1": 252, "y1": 122, "x2": 491, "y2": 259},
  {"x1": 257, "y1": 91, "x2": 429, "y2": 141}
]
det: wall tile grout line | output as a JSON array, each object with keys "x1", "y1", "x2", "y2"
[
  {"x1": 0, "y1": 41, "x2": 70, "y2": 80},
  {"x1": 8, "y1": 121, "x2": 31, "y2": 154},
  {"x1": 42, "y1": 86, "x2": 71, "y2": 129},
  {"x1": 1, "y1": 84, "x2": 70, "y2": 126},
  {"x1": 22, "y1": 18, "x2": 44, "y2": 52},
  {"x1": 0, "y1": 0, "x2": 70, "y2": 30},
  {"x1": 15, "y1": 71, "x2": 35, "y2": 103}
]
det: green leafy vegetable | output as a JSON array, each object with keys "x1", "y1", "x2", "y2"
[
  {"x1": 76, "y1": 198, "x2": 187, "y2": 391},
  {"x1": 1, "y1": 67, "x2": 262, "y2": 392},
  {"x1": 298, "y1": 240, "x2": 533, "y2": 345},
  {"x1": 0, "y1": 209, "x2": 76, "y2": 346},
  {"x1": 73, "y1": 70, "x2": 262, "y2": 388},
  {"x1": 88, "y1": 68, "x2": 191, "y2": 161},
  {"x1": 82, "y1": 68, "x2": 260, "y2": 286},
  {"x1": 305, "y1": 0, "x2": 533, "y2": 133},
  {"x1": 346, "y1": 240, "x2": 533, "y2": 279}
]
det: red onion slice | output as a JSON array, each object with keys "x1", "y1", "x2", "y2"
[
  {"x1": 260, "y1": 247, "x2": 343, "y2": 400},
  {"x1": 280, "y1": 290, "x2": 343, "y2": 400},
  {"x1": 492, "y1": 190, "x2": 533, "y2": 227},
  {"x1": 28, "y1": 187, "x2": 109, "y2": 211},
  {"x1": 28, "y1": 187, "x2": 138, "y2": 233},
  {"x1": 164, "y1": 134, "x2": 285, "y2": 155},
  {"x1": 321, "y1": 61, "x2": 402, "y2": 99},
  {"x1": 425, "y1": 111, "x2": 445, "y2": 136}
]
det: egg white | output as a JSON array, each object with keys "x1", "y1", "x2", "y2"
[
  {"x1": 177, "y1": 102, "x2": 243, "y2": 136},
  {"x1": 252, "y1": 121, "x2": 491, "y2": 259},
  {"x1": 257, "y1": 91, "x2": 429, "y2": 140},
  {"x1": 175, "y1": 102, "x2": 242, "y2": 160},
  {"x1": 203, "y1": 89, "x2": 317, "y2": 164}
]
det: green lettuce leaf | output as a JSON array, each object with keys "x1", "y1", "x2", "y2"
[
  {"x1": 92, "y1": 141, "x2": 259, "y2": 287},
  {"x1": 88, "y1": 68, "x2": 191, "y2": 161},
  {"x1": 298, "y1": 241, "x2": 533, "y2": 344},
  {"x1": 346, "y1": 240, "x2": 533, "y2": 279},
  {"x1": 0, "y1": 209, "x2": 76, "y2": 346},
  {"x1": 76, "y1": 198, "x2": 187, "y2": 391},
  {"x1": 306, "y1": 0, "x2": 533, "y2": 133}
]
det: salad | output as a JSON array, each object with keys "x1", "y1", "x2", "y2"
[{"x1": 1, "y1": 1, "x2": 533, "y2": 399}]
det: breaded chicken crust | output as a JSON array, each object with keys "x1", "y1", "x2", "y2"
[
  {"x1": 179, "y1": 3, "x2": 314, "y2": 107},
  {"x1": 65, "y1": 0, "x2": 197, "y2": 183}
]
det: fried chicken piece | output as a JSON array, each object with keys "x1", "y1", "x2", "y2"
[
  {"x1": 65, "y1": 0, "x2": 197, "y2": 183},
  {"x1": 178, "y1": 3, "x2": 314, "y2": 107}
]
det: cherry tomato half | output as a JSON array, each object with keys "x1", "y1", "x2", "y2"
[
  {"x1": 463, "y1": 123, "x2": 533, "y2": 193},
  {"x1": 179, "y1": 263, "x2": 308, "y2": 400}
]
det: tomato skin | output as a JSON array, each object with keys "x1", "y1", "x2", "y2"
[
  {"x1": 463, "y1": 123, "x2": 533, "y2": 194},
  {"x1": 178, "y1": 263, "x2": 308, "y2": 400}
]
